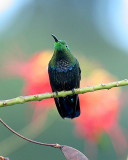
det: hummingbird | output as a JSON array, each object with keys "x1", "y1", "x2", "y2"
[{"x1": 48, "y1": 34, "x2": 81, "y2": 119}]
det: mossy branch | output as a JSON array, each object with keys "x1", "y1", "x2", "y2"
[{"x1": 0, "y1": 79, "x2": 128, "y2": 108}]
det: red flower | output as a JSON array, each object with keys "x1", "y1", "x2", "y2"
[
  {"x1": 4, "y1": 51, "x2": 54, "y2": 108},
  {"x1": 74, "y1": 69, "x2": 127, "y2": 153}
]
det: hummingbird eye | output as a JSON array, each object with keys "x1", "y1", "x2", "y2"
[{"x1": 66, "y1": 45, "x2": 68, "y2": 48}]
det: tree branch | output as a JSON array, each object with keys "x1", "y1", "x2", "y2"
[
  {"x1": 0, "y1": 118, "x2": 60, "y2": 148},
  {"x1": 0, "y1": 118, "x2": 88, "y2": 160},
  {"x1": 0, "y1": 79, "x2": 128, "y2": 108}
]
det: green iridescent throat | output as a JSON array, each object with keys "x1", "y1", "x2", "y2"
[{"x1": 50, "y1": 40, "x2": 76, "y2": 67}]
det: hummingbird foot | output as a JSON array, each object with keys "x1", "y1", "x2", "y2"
[
  {"x1": 55, "y1": 91, "x2": 58, "y2": 96},
  {"x1": 72, "y1": 89, "x2": 75, "y2": 95}
]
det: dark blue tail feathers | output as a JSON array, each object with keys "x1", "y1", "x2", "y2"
[{"x1": 54, "y1": 95, "x2": 80, "y2": 119}]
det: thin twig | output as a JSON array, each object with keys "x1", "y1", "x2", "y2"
[
  {"x1": 0, "y1": 79, "x2": 128, "y2": 108},
  {"x1": 0, "y1": 118, "x2": 61, "y2": 148}
]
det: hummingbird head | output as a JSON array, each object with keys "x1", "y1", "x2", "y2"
[
  {"x1": 50, "y1": 34, "x2": 76, "y2": 65},
  {"x1": 51, "y1": 34, "x2": 69, "y2": 53}
]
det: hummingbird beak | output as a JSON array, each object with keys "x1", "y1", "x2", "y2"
[{"x1": 51, "y1": 34, "x2": 58, "y2": 42}]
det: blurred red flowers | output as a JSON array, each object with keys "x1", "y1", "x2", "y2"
[
  {"x1": 4, "y1": 51, "x2": 54, "y2": 108},
  {"x1": 2, "y1": 50, "x2": 127, "y2": 154},
  {"x1": 74, "y1": 69, "x2": 120, "y2": 142}
]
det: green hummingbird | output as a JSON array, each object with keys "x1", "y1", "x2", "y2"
[{"x1": 48, "y1": 34, "x2": 81, "y2": 118}]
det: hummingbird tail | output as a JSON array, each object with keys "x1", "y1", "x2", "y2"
[{"x1": 54, "y1": 95, "x2": 80, "y2": 119}]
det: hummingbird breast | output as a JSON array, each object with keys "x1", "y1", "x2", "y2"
[
  {"x1": 48, "y1": 60, "x2": 80, "y2": 91},
  {"x1": 56, "y1": 59, "x2": 72, "y2": 72}
]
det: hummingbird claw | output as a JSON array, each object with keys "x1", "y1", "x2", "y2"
[
  {"x1": 55, "y1": 91, "x2": 58, "y2": 96},
  {"x1": 72, "y1": 89, "x2": 75, "y2": 95}
]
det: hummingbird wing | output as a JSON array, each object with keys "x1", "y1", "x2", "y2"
[{"x1": 48, "y1": 61, "x2": 81, "y2": 118}]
